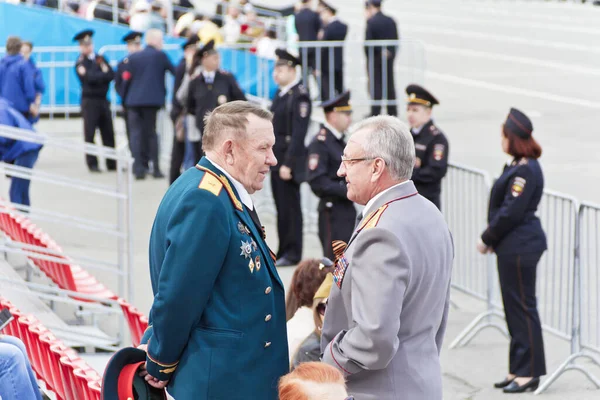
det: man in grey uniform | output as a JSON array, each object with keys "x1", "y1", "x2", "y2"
[{"x1": 320, "y1": 115, "x2": 454, "y2": 400}]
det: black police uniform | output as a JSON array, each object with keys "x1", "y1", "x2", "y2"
[
  {"x1": 73, "y1": 29, "x2": 116, "y2": 172},
  {"x1": 115, "y1": 31, "x2": 143, "y2": 157},
  {"x1": 406, "y1": 84, "x2": 448, "y2": 210},
  {"x1": 307, "y1": 92, "x2": 356, "y2": 259},
  {"x1": 270, "y1": 50, "x2": 311, "y2": 265},
  {"x1": 365, "y1": 2, "x2": 399, "y2": 117},
  {"x1": 169, "y1": 36, "x2": 198, "y2": 184},
  {"x1": 320, "y1": 5, "x2": 348, "y2": 101},
  {"x1": 481, "y1": 108, "x2": 547, "y2": 381},
  {"x1": 187, "y1": 41, "x2": 246, "y2": 159},
  {"x1": 122, "y1": 43, "x2": 175, "y2": 179},
  {"x1": 295, "y1": 6, "x2": 322, "y2": 72}
]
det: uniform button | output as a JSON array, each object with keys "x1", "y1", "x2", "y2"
[
  {"x1": 264, "y1": 341, "x2": 271, "y2": 348},
  {"x1": 265, "y1": 287, "x2": 272, "y2": 294},
  {"x1": 265, "y1": 314, "x2": 272, "y2": 322}
]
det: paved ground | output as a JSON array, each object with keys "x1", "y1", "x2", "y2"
[{"x1": 2, "y1": 0, "x2": 600, "y2": 398}]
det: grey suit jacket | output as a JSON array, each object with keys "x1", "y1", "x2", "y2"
[{"x1": 321, "y1": 181, "x2": 454, "y2": 400}]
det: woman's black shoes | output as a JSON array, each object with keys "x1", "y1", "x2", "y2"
[
  {"x1": 494, "y1": 377, "x2": 515, "y2": 388},
  {"x1": 503, "y1": 377, "x2": 540, "y2": 393}
]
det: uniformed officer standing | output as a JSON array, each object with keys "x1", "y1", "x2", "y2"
[
  {"x1": 73, "y1": 29, "x2": 116, "y2": 173},
  {"x1": 115, "y1": 31, "x2": 143, "y2": 148},
  {"x1": 405, "y1": 84, "x2": 448, "y2": 210},
  {"x1": 270, "y1": 49, "x2": 311, "y2": 267},
  {"x1": 187, "y1": 40, "x2": 246, "y2": 160},
  {"x1": 307, "y1": 91, "x2": 356, "y2": 260},
  {"x1": 295, "y1": 0, "x2": 322, "y2": 74},
  {"x1": 318, "y1": 1, "x2": 348, "y2": 101},
  {"x1": 365, "y1": 0, "x2": 399, "y2": 117},
  {"x1": 121, "y1": 29, "x2": 175, "y2": 180}
]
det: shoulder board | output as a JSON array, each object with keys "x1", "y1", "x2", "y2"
[
  {"x1": 196, "y1": 166, "x2": 243, "y2": 211},
  {"x1": 518, "y1": 158, "x2": 529, "y2": 166},
  {"x1": 317, "y1": 128, "x2": 327, "y2": 141},
  {"x1": 77, "y1": 55, "x2": 84, "y2": 62},
  {"x1": 357, "y1": 204, "x2": 389, "y2": 233},
  {"x1": 219, "y1": 69, "x2": 230, "y2": 75},
  {"x1": 429, "y1": 124, "x2": 440, "y2": 135},
  {"x1": 298, "y1": 84, "x2": 308, "y2": 95},
  {"x1": 123, "y1": 57, "x2": 129, "y2": 64},
  {"x1": 198, "y1": 171, "x2": 223, "y2": 196}
]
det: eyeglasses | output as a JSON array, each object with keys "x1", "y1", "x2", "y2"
[
  {"x1": 317, "y1": 302, "x2": 327, "y2": 316},
  {"x1": 340, "y1": 155, "x2": 375, "y2": 167}
]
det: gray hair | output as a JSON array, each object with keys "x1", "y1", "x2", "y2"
[{"x1": 350, "y1": 115, "x2": 415, "y2": 180}]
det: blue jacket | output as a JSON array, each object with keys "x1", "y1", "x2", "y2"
[
  {"x1": 0, "y1": 54, "x2": 36, "y2": 113},
  {"x1": 481, "y1": 158, "x2": 547, "y2": 255},
  {"x1": 26, "y1": 58, "x2": 45, "y2": 96},
  {"x1": 123, "y1": 46, "x2": 175, "y2": 107},
  {"x1": 141, "y1": 157, "x2": 288, "y2": 400},
  {"x1": 0, "y1": 98, "x2": 42, "y2": 162}
]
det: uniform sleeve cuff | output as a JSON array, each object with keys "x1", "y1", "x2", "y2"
[
  {"x1": 481, "y1": 229, "x2": 495, "y2": 246},
  {"x1": 145, "y1": 352, "x2": 179, "y2": 381}
]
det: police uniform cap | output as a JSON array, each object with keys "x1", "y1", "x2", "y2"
[
  {"x1": 504, "y1": 108, "x2": 533, "y2": 139},
  {"x1": 367, "y1": 0, "x2": 382, "y2": 7},
  {"x1": 275, "y1": 48, "x2": 300, "y2": 68},
  {"x1": 101, "y1": 347, "x2": 167, "y2": 400},
  {"x1": 405, "y1": 84, "x2": 439, "y2": 108},
  {"x1": 321, "y1": 90, "x2": 352, "y2": 113},
  {"x1": 198, "y1": 39, "x2": 217, "y2": 57},
  {"x1": 182, "y1": 35, "x2": 199, "y2": 50},
  {"x1": 314, "y1": 273, "x2": 333, "y2": 300},
  {"x1": 122, "y1": 31, "x2": 143, "y2": 44},
  {"x1": 73, "y1": 29, "x2": 94, "y2": 44},
  {"x1": 319, "y1": 0, "x2": 337, "y2": 13}
]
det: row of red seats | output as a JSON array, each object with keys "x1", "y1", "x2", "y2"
[
  {"x1": 0, "y1": 296, "x2": 102, "y2": 400},
  {"x1": 0, "y1": 200, "x2": 149, "y2": 346}
]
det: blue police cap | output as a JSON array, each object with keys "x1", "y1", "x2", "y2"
[
  {"x1": 73, "y1": 29, "x2": 94, "y2": 44},
  {"x1": 319, "y1": 0, "x2": 337, "y2": 13},
  {"x1": 198, "y1": 39, "x2": 217, "y2": 57},
  {"x1": 321, "y1": 91, "x2": 352, "y2": 113},
  {"x1": 182, "y1": 35, "x2": 199, "y2": 50},
  {"x1": 101, "y1": 347, "x2": 167, "y2": 400},
  {"x1": 275, "y1": 48, "x2": 301, "y2": 68},
  {"x1": 405, "y1": 84, "x2": 439, "y2": 108},
  {"x1": 122, "y1": 31, "x2": 143, "y2": 44},
  {"x1": 504, "y1": 108, "x2": 533, "y2": 139}
]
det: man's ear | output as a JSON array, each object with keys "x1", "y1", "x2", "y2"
[
  {"x1": 222, "y1": 139, "x2": 235, "y2": 165},
  {"x1": 371, "y1": 158, "x2": 386, "y2": 182}
]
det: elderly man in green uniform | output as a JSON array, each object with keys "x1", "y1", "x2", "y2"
[{"x1": 138, "y1": 101, "x2": 288, "y2": 399}]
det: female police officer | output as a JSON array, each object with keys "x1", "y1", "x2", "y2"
[{"x1": 477, "y1": 108, "x2": 547, "y2": 393}]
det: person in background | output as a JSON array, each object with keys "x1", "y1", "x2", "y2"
[
  {"x1": 291, "y1": 272, "x2": 333, "y2": 369},
  {"x1": 278, "y1": 362, "x2": 350, "y2": 400},
  {"x1": 0, "y1": 97, "x2": 43, "y2": 208},
  {"x1": 222, "y1": 4, "x2": 242, "y2": 44},
  {"x1": 405, "y1": 84, "x2": 449, "y2": 210},
  {"x1": 255, "y1": 29, "x2": 282, "y2": 60},
  {"x1": 115, "y1": 31, "x2": 143, "y2": 148},
  {"x1": 0, "y1": 36, "x2": 36, "y2": 121},
  {"x1": 294, "y1": 0, "x2": 321, "y2": 74},
  {"x1": 148, "y1": 0, "x2": 167, "y2": 32},
  {"x1": 318, "y1": 1, "x2": 347, "y2": 101},
  {"x1": 19, "y1": 41, "x2": 44, "y2": 124},
  {"x1": 285, "y1": 258, "x2": 333, "y2": 366},
  {"x1": 121, "y1": 29, "x2": 175, "y2": 180},
  {"x1": 270, "y1": 49, "x2": 311, "y2": 267},
  {"x1": 129, "y1": 0, "x2": 152, "y2": 32},
  {"x1": 73, "y1": 29, "x2": 116, "y2": 173},
  {"x1": 0, "y1": 334, "x2": 43, "y2": 400},
  {"x1": 478, "y1": 108, "x2": 547, "y2": 394}
]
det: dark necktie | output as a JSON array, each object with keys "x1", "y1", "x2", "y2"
[
  {"x1": 354, "y1": 212, "x2": 363, "y2": 230},
  {"x1": 248, "y1": 206, "x2": 262, "y2": 232}
]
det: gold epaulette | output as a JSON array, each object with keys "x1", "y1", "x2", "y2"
[
  {"x1": 357, "y1": 204, "x2": 389, "y2": 233},
  {"x1": 196, "y1": 166, "x2": 243, "y2": 211}
]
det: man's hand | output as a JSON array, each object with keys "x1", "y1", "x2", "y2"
[
  {"x1": 29, "y1": 103, "x2": 39, "y2": 117},
  {"x1": 476, "y1": 238, "x2": 489, "y2": 255},
  {"x1": 100, "y1": 63, "x2": 109, "y2": 73},
  {"x1": 279, "y1": 166, "x2": 292, "y2": 181},
  {"x1": 136, "y1": 344, "x2": 169, "y2": 389},
  {"x1": 77, "y1": 65, "x2": 86, "y2": 76}
]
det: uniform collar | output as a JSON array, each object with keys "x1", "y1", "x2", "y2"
[
  {"x1": 203, "y1": 70, "x2": 216, "y2": 79},
  {"x1": 279, "y1": 78, "x2": 300, "y2": 97},
  {"x1": 361, "y1": 180, "x2": 412, "y2": 219},
  {"x1": 324, "y1": 122, "x2": 343, "y2": 140},
  {"x1": 411, "y1": 119, "x2": 432, "y2": 135},
  {"x1": 205, "y1": 156, "x2": 254, "y2": 211}
]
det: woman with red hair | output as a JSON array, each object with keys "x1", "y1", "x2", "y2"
[
  {"x1": 278, "y1": 362, "x2": 352, "y2": 400},
  {"x1": 477, "y1": 108, "x2": 547, "y2": 393}
]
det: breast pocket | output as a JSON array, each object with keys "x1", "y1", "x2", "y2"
[{"x1": 192, "y1": 325, "x2": 244, "y2": 350}]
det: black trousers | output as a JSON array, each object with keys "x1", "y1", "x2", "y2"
[
  {"x1": 271, "y1": 173, "x2": 303, "y2": 263},
  {"x1": 318, "y1": 201, "x2": 356, "y2": 260},
  {"x1": 128, "y1": 106, "x2": 160, "y2": 176},
  {"x1": 169, "y1": 136, "x2": 203, "y2": 184},
  {"x1": 320, "y1": 69, "x2": 344, "y2": 102},
  {"x1": 497, "y1": 252, "x2": 547, "y2": 377},
  {"x1": 81, "y1": 97, "x2": 116, "y2": 170},
  {"x1": 367, "y1": 56, "x2": 397, "y2": 117}
]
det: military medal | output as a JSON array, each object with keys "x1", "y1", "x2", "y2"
[
  {"x1": 240, "y1": 240, "x2": 253, "y2": 259},
  {"x1": 249, "y1": 258, "x2": 255, "y2": 273},
  {"x1": 251, "y1": 239, "x2": 257, "y2": 251},
  {"x1": 238, "y1": 222, "x2": 248, "y2": 235},
  {"x1": 255, "y1": 256, "x2": 261, "y2": 271}
]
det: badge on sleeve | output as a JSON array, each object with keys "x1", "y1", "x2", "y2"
[
  {"x1": 299, "y1": 102, "x2": 309, "y2": 118},
  {"x1": 308, "y1": 154, "x2": 319, "y2": 171},
  {"x1": 433, "y1": 144, "x2": 445, "y2": 161},
  {"x1": 511, "y1": 177, "x2": 526, "y2": 197}
]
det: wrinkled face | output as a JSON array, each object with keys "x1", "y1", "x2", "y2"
[
  {"x1": 273, "y1": 65, "x2": 295, "y2": 87},
  {"x1": 202, "y1": 52, "x2": 220, "y2": 71},
  {"x1": 20, "y1": 44, "x2": 32, "y2": 60},
  {"x1": 337, "y1": 130, "x2": 376, "y2": 205},
  {"x1": 231, "y1": 114, "x2": 277, "y2": 194},
  {"x1": 328, "y1": 111, "x2": 352, "y2": 133},
  {"x1": 406, "y1": 104, "x2": 432, "y2": 128}
]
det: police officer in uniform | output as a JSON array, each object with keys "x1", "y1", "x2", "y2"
[
  {"x1": 478, "y1": 108, "x2": 547, "y2": 393},
  {"x1": 405, "y1": 84, "x2": 448, "y2": 210},
  {"x1": 73, "y1": 29, "x2": 116, "y2": 173},
  {"x1": 270, "y1": 49, "x2": 311, "y2": 266},
  {"x1": 115, "y1": 31, "x2": 143, "y2": 148},
  {"x1": 187, "y1": 40, "x2": 246, "y2": 159},
  {"x1": 318, "y1": 1, "x2": 348, "y2": 101},
  {"x1": 295, "y1": 0, "x2": 321, "y2": 74},
  {"x1": 307, "y1": 91, "x2": 356, "y2": 259},
  {"x1": 365, "y1": 0, "x2": 399, "y2": 117}
]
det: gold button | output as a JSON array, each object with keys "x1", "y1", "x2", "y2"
[
  {"x1": 264, "y1": 341, "x2": 271, "y2": 348},
  {"x1": 265, "y1": 287, "x2": 272, "y2": 294},
  {"x1": 265, "y1": 314, "x2": 272, "y2": 322}
]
